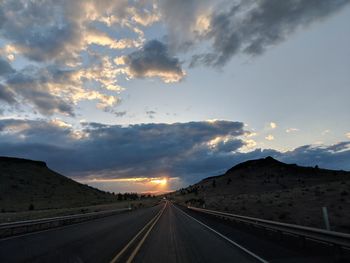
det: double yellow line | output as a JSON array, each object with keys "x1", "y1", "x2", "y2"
[{"x1": 110, "y1": 201, "x2": 167, "y2": 263}]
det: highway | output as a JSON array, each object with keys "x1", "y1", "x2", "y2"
[
  {"x1": 133, "y1": 202, "x2": 262, "y2": 263},
  {"x1": 0, "y1": 201, "x2": 342, "y2": 262}
]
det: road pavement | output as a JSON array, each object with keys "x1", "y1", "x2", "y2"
[
  {"x1": 0, "y1": 201, "x2": 344, "y2": 263},
  {"x1": 133, "y1": 202, "x2": 262, "y2": 263},
  {"x1": 0, "y1": 205, "x2": 161, "y2": 263}
]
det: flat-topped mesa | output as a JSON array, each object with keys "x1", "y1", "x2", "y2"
[
  {"x1": 0, "y1": 156, "x2": 47, "y2": 168},
  {"x1": 0, "y1": 156, "x2": 118, "y2": 212},
  {"x1": 224, "y1": 156, "x2": 350, "y2": 178}
]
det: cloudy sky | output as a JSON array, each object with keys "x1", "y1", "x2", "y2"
[{"x1": 0, "y1": 0, "x2": 349, "y2": 193}]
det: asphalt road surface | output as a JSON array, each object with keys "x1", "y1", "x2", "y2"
[
  {"x1": 133, "y1": 202, "x2": 262, "y2": 263},
  {"x1": 0, "y1": 201, "x2": 344, "y2": 263},
  {"x1": 0, "y1": 205, "x2": 161, "y2": 263}
]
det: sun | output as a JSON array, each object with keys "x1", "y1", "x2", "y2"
[{"x1": 150, "y1": 178, "x2": 168, "y2": 185}]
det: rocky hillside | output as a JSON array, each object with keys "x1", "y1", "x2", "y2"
[
  {"x1": 0, "y1": 157, "x2": 117, "y2": 212},
  {"x1": 170, "y1": 157, "x2": 350, "y2": 232}
]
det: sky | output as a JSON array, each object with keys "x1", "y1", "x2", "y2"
[{"x1": 0, "y1": 0, "x2": 350, "y2": 194}]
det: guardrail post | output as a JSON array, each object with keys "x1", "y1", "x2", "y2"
[{"x1": 322, "y1": 207, "x2": 330, "y2": 231}]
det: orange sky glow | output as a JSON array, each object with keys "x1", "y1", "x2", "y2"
[{"x1": 77, "y1": 176, "x2": 180, "y2": 195}]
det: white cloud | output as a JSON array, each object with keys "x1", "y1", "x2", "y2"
[
  {"x1": 50, "y1": 119, "x2": 72, "y2": 129},
  {"x1": 265, "y1": 134, "x2": 274, "y2": 141},
  {"x1": 286, "y1": 128, "x2": 300, "y2": 133},
  {"x1": 270, "y1": 122, "x2": 277, "y2": 129},
  {"x1": 239, "y1": 139, "x2": 257, "y2": 153},
  {"x1": 84, "y1": 29, "x2": 141, "y2": 50}
]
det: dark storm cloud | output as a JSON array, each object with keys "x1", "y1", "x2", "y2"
[
  {"x1": 0, "y1": 57, "x2": 16, "y2": 104},
  {"x1": 0, "y1": 119, "x2": 349, "y2": 186},
  {"x1": 214, "y1": 139, "x2": 245, "y2": 153},
  {"x1": 158, "y1": 0, "x2": 211, "y2": 52},
  {"x1": 0, "y1": 57, "x2": 15, "y2": 76},
  {"x1": 0, "y1": 0, "x2": 82, "y2": 63},
  {"x1": 4, "y1": 67, "x2": 75, "y2": 116},
  {"x1": 0, "y1": 119, "x2": 72, "y2": 143},
  {"x1": 27, "y1": 95, "x2": 73, "y2": 116},
  {"x1": 189, "y1": 0, "x2": 350, "y2": 67},
  {"x1": 278, "y1": 143, "x2": 350, "y2": 170},
  {"x1": 0, "y1": 84, "x2": 16, "y2": 104},
  {"x1": 124, "y1": 40, "x2": 185, "y2": 82},
  {"x1": 0, "y1": 119, "x2": 245, "y2": 178}
]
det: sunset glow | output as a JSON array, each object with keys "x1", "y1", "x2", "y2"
[
  {"x1": 150, "y1": 178, "x2": 168, "y2": 185},
  {"x1": 77, "y1": 176, "x2": 176, "y2": 194},
  {"x1": 81, "y1": 177, "x2": 172, "y2": 184}
]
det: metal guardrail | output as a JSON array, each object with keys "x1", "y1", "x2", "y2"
[
  {"x1": 0, "y1": 207, "x2": 131, "y2": 238},
  {"x1": 188, "y1": 206, "x2": 350, "y2": 249}
]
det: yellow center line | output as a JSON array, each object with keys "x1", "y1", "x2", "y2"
[
  {"x1": 110, "y1": 202, "x2": 167, "y2": 263},
  {"x1": 126, "y1": 203, "x2": 167, "y2": 263}
]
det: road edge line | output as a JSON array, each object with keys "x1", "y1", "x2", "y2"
[{"x1": 173, "y1": 204, "x2": 269, "y2": 263}]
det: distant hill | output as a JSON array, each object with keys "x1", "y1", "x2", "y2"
[
  {"x1": 0, "y1": 157, "x2": 117, "y2": 212},
  {"x1": 170, "y1": 156, "x2": 350, "y2": 232}
]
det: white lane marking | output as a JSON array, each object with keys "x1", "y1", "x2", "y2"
[{"x1": 172, "y1": 204, "x2": 269, "y2": 263}]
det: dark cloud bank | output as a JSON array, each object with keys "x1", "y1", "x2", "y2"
[
  {"x1": 124, "y1": 40, "x2": 185, "y2": 82},
  {"x1": 159, "y1": 0, "x2": 350, "y2": 67},
  {"x1": 0, "y1": 119, "x2": 349, "y2": 186},
  {"x1": 205, "y1": 0, "x2": 350, "y2": 66}
]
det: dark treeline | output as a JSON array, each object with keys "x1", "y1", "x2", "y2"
[{"x1": 114, "y1": 192, "x2": 156, "y2": 201}]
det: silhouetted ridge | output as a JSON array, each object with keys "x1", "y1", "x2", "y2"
[
  {"x1": 0, "y1": 156, "x2": 47, "y2": 168},
  {"x1": 0, "y1": 156, "x2": 117, "y2": 212},
  {"x1": 226, "y1": 156, "x2": 284, "y2": 173},
  {"x1": 171, "y1": 156, "x2": 350, "y2": 233},
  {"x1": 201, "y1": 156, "x2": 346, "y2": 183}
]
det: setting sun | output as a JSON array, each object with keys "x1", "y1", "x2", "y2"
[{"x1": 150, "y1": 178, "x2": 168, "y2": 185}]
